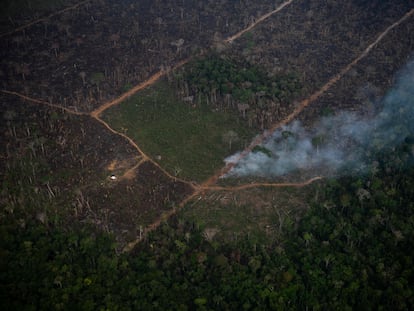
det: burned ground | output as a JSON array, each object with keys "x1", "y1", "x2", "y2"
[
  {"x1": 0, "y1": 0, "x2": 281, "y2": 112},
  {"x1": 0, "y1": 93, "x2": 193, "y2": 247},
  {"x1": 1, "y1": 0, "x2": 414, "y2": 246}
]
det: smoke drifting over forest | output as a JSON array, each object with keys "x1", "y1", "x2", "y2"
[{"x1": 225, "y1": 60, "x2": 414, "y2": 178}]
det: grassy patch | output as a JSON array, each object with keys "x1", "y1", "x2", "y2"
[
  {"x1": 182, "y1": 200, "x2": 269, "y2": 242},
  {"x1": 180, "y1": 185, "x2": 317, "y2": 244},
  {"x1": 103, "y1": 80, "x2": 255, "y2": 182}
]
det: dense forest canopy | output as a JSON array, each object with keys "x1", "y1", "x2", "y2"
[
  {"x1": 1, "y1": 140, "x2": 414, "y2": 310},
  {"x1": 1, "y1": 0, "x2": 414, "y2": 309}
]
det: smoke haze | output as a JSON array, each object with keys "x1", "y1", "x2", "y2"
[{"x1": 224, "y1": 59, "x2": 414, "y2": 178}]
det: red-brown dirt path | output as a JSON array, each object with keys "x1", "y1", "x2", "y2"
[
  {"x1": 91, "y1": 58, "x2": 192, "y2": 118},
  {"x1": 132, "y1": 6, "x2": 414, "y2": 249},
  {"x1": 1, "y1": 90, "x2": 88, "y2": 116},
  {"x1": 204, "y1": 177, "x2": 324, "y2": 192},
  {"x1": 224, "y1": 0, "x2": 294, "y2": 44},
  {"x1": 6, "y1": 1, "x2": 413, "y2": 250},
  {"x1": 91, "y1": 0, "x2": 296, "y2": 118},
  {"x1": 202, "y1": 7, "x2": 414, "y2": 189}
]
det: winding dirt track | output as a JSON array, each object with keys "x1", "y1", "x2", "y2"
[
  {"x1": 2, "y1": 0, "x2": 296, "y2": 188},
  {"x1": 1, "y1": 90, "x2": 88, "y2": 116},
  {"x1": 4, "y1": 0, "x2": 414, "y2": 249},
  {"x1": 92, "y1": 0, "x2": 295, "y2": 118},
  {"x1": 0, "y1": 89, "x2": 193, "y2": 187},
  {"x1": 91, "y1": 114, "x2": 193, "y2": 185},
  {"x1": 142, "y1": 6, "x2": 414, "y2": 245},
  {"x1": 91, "y1": 57, "x2": 192, "y2": 118},
  {"x1": 205, "y1": 7, "x2": 414, "y2": 187}
]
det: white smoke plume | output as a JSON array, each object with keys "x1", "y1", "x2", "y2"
[{"x1": 225, "y1": 59, "x2": 414, "y2": 178}]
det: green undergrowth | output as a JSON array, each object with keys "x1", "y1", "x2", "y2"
[
  {"x1": 180, "y1": 186, "x2": 313, "y2": 244},
  {"x1": 183, "y1": 53, "x2": 301, "y2": 103},
  {"x1": 103, "y1": 80, "x2": 256, "y2": 182},
  {"x1": 182, "y1": 200, "x2": 269, "y2": 243},
  {"x1": 2, "y1": 143, "x2": 414, "y2": 310}
]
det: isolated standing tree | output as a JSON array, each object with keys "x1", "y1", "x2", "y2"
[
  {"x1": 170, "y1": 38, "x2": 184, "y2": 55},
  {"x1": 237, "y1": 103, "x2": 249, "y2": 118},
  {"x1": 222, "y1": 130, "x2": 239, "y2": 150},
  {"x1": 51, "y1": 42, "x2": 60, "y2": 58},
  {"x1": 79, "y1": 71, "x2": 86, "y2": 86}
]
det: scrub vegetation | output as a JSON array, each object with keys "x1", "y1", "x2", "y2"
[
  {"x1": 103, "y1": 80, "x2": 255, "y2": 182},
  {"x1": 1, "y1": 143, "x2": 414, "y2": 310},
  {"x1": 1, "y1": 0, "x2": 414, "y2": 309}
]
